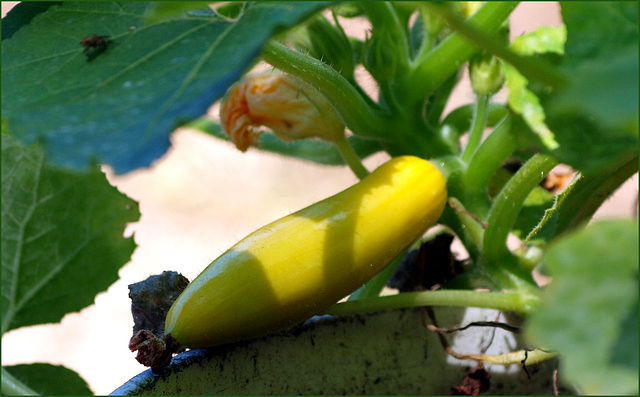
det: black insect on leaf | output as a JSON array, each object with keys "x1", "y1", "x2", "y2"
[{"x1": 80, "y1": 34, "x2": 111, "y2": 61}]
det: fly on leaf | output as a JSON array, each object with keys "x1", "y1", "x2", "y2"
[{"x1": 80, "y1": 35, "x2": 111, "y2": 62}]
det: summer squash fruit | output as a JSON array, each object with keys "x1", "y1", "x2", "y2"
[{"x1": 165, "y1": 155, "x2": 447, "y2": 348}]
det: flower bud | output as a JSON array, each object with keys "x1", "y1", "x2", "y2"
[
  {"x1": 220, "y1": 74, "x2": 345, "y2": 151},
  {"x1": 469, "y1": 53, "x2": 505, "y2": 96}
]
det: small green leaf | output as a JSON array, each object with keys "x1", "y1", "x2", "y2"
[
  {"x1": 1, "y1": 134, "x2": 139, "y2": 333},
  {"x1": 2, "y1": 1, "x2": 331, "y2": 173},
  {"x1": 504, "y1": 26, "x2": 566, "y2": 150},
  {"x1": 525, "y1": 220, "x2": 639, "y2": 395},
  {"x1": 3, "y1": 364, "x2": 92, "y2": 395}
]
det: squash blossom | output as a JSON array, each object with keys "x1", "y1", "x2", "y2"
[{"x1": 220, "y1": 73, "x2": 345, "y2": 151}]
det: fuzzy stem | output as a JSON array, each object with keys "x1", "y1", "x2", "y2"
[{"x1": 262, "y1": 41, "x2": 390, "y2": 139}]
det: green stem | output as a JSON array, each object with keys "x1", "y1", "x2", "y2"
[
  {"x1": 423, "y1": 2, "x2": 566, "y2": 90},
  {"x1": 464, "y1": 114, "x2": 515, "y2": 193},
  {"x1": 440, "y1": 102, "x2": 508, "y2": 135},
  {"x1": 483, "y1": 153, "x2": 559, "y2": 262},
  {"x1": 327, "y1": 289, "x2": 539, "y2": 316},
  {"x1": 404, "y1": 2, "x2": 518, "y2": 108},
  {"x1": 461, "y1": 94, "x2": 489, "y2": 163},
  {"x1": 262, "y1": 41, "x2": 390, "y2": 139},
  {"x1": 2, "y1": 368, "x2": 39, "y2": 395},
  {"x1": 333, "y1": 135, "x2": 369, "y2": 180}
]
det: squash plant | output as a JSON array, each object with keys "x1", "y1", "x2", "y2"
[{"x1": 1, "y1": 1, "x2": 637, "y2": 395}]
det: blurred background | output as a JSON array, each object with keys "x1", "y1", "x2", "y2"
[{"x1": 2, "y1": 2, "x2": 637, "y2": 394}]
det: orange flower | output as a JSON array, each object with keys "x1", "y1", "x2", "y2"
[{"x1": 220, "y1": 73, "x2": 345, "y2": 151}]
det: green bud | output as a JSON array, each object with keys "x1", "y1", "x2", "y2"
[{"x1": 469, "y1": 53, "x2": 505, "y2": 96}]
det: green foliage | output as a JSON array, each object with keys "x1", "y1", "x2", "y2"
[
  {"x1": 3, "y1": 364, "x2": 92, "y2": 395},
  {"x1": 525, "y1": 220, "x2": 638, "y2": 395},
  {"x1": 504, "y1": 26, "x2": 565, "y2": 150},
  {"x1": 2, "y1": 1, "x2": 638, "y2": 395},
  {"x1": 1, "y1": 135, "x2": 139, "y2": 333},
  {"x1": 1, "y1": 1, "x2": 330, "y2": 173},
  {"x1": 543, "y1": 2, "x2": 639, "y2": 176}
]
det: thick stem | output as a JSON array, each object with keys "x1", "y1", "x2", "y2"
[
  {"x1": 483, "y1": 153, "x2": 559, "y2": 262},
  {"x1": 327, "y1": 289, "x2": 539, "y2": 316},
  {"x1": 464, "y1": 114, "x2": 515, "y2": 193},
  {"x1": 262, "y1": 41, "x2": 390, "y2": 139}
]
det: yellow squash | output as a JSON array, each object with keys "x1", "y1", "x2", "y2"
[{"x1": 165, "y1": 156, "x2": 447, "y2": 348}]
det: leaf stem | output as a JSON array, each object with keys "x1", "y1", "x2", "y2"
[
  {"x1": 423, "y1": 2, "x2": 566, "y2": 90},
  {"x1": 461, "y1": 94, "x2": 489, "y2": 163},
  {"x1": 464, "y1": 114, "x2": 515, "y2": 193},
  {"x1": 333, "y1": 135, "x2": 369, "y2": 180},
  {"x1": 484, "y1": 153, "x2": 559, "y2": 262},
  {"x1": 404, "y1": 1, "x2": 517, "y2": 109},
  {"x1": 2, "y1": 368, "x2": 40, "y2": 395},
  {"x1": 262, "y1": 40, "x2": 390, "y2": 139},
  {"x1": 327, "y1": 289, "x2": 539, "y2": 316}
]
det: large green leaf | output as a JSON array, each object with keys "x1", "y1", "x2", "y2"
[
  {"x1": 525, "y1": 220, "x2": 638, "y2": 394},
  {"x1": 1, "y1": 134, "x2": 139, "y2": 333},
  {"x1": 3, "y1": 364, "x2": 92, "y2": 395},
  {"x1": 1, "y1": 1, "x2": 331, "y2": 173},
  {"x1": 543, "y1": 2, "x2": 638, "y2": 176}
]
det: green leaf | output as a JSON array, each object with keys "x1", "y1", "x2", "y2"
[
  {"x1": 525, "y1": 220, "x2": 639, "y2": 395},
  {"x1": 543, "y1": 2, "x2": 639, "y2": 176},
  {"x1": 1, "y1": 1, "x2": 331, "y2": 173},
  {"x1": 1, "y1": 134, "x2": 139, "y2": 333},
  {"x1": 0, "y1": 2, "x2": 61, "y2": 41},
  {"x1": 3, "y1": 364, "x2": 92, "y2": 395},
  {"x1": 504, "y1": 26, "x2": 566, "y2": 150},
  {"x1": 187, "y1": 117, "x2": 383, "y2": 165},
  {"x1": 143, "y1": 1, "x2": 215, "y2": 24}
]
